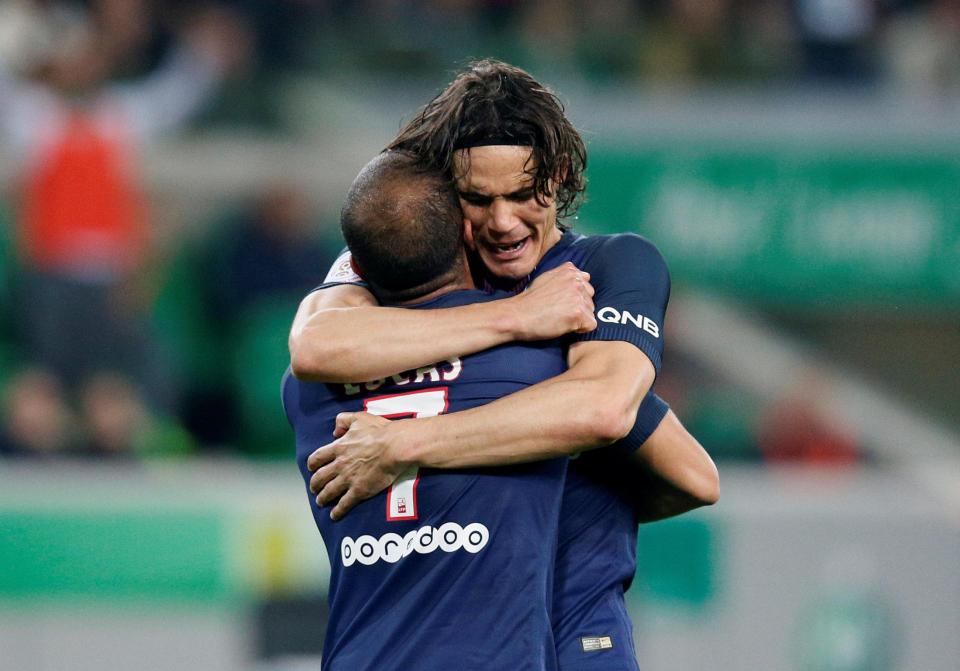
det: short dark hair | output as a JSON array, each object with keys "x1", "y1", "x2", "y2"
[
  {"x1": 341, "y1": 151, "x2": 464, "y2": 304},
  {"x1": 387, "y1": 59, "x2": 587, "y2": 220}
]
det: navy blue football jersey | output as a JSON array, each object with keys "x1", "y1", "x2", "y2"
[
  {"x1": 283, "y1": 289, "x2": 568, "y2": 671},
  {"x1": 520, "y1": 232, "x2": 671, "y2": 670},
  {"x1": 484, "y1": 231, "x2": 669, "y2": 374}
]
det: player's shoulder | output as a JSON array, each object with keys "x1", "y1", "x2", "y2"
[
  {"x1": 574, "y1": 231, "x2": 662, "y2": 254},
  {"x1": 310, "y1": 249, "x2": 368, "y2": 294},
  {"x1": 572, "y1": 232, "x2": 667, "y2": 274}
]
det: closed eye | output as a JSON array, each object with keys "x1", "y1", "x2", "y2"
[
  {"x1": 458, "y1": 191, "x2": 493, "y2": 206},
  {"x1": 505, "y1": 188, "x2": 536, "y2": 203},
  {"x1": 458, "y1": 188, "x2": 535, "y2": 206}
]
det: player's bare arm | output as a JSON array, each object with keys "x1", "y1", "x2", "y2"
[
  {"x1": 309, "y1": 339, "x2": 654, "y2": 519},
  {"x1": 630, "y1": 409, "x2": 719, "y2": 521},
  {"x1": 289, "y1": 262, "x2": 596, "y2": 383}
]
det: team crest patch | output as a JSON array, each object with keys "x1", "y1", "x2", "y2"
[
  {"x1": 325, "y1": 251, "x2": 363, "y2": 283},
  {"x1": 580, "y1": 635, "x2": 614, "y2": 652}
]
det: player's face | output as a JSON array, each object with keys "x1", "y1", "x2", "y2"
[{"x1": 454, "y1": 145, "x2": 561, "y2": 281}]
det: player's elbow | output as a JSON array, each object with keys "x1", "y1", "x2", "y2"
[
  {"x1": 688, "y1": 459, "x2": 720, "y2": 507},
  {"x1": 584, "y1": 396, "x2": 638, "y2": 446},
  {"x1": 289, "y1": 332, "x2": 343, "y2": 382},
  {"x1": 289, "y1": 337, "x2": 319, "y2": 380}
]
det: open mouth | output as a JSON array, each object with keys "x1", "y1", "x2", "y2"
[{"x1": 488, "y1": 237, "x2": 530, "y2": 259}]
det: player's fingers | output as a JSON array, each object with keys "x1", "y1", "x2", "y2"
[
  {"x1": 330, "y1": 490, "x2": 361, "y2": 521},
  {"x1": 333, "y1": 412, "x2": 357, "y2": 437},
  {"x1": 316, "y1": 475, "x2": 349, "y2": 508},
  {"x1": 306, "y1": 443, "x2": 336, "y2": 472},
  {"x1": 581, "y1": 276, "x2": 595, "y2": 297},
  {"x1": 309, "y1": 460, "x2": 338, "y2": 494},
  {"x1": 575, "y1": 311, "x2": 598, "y2": 333}
]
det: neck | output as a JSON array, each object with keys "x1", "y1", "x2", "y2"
[
  {"x1": 393, "y1": 254, "x2": 475, "y2": 306},
  {"x1": 543, "y1": 225, "x2": 563, "y2": 254}
]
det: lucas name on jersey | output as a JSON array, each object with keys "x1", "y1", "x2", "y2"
[{"x1": 342, "y1": 357, "x2": 463, "y2": 396}]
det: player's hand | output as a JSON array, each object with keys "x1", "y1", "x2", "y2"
[
  {"x1": 510, "y1": 262, "x2": 596, "y2": 339},
  {"x1": 307, "y1": 412, "x2": 408, "y2": 521}
]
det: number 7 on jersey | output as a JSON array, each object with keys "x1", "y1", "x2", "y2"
[{"x1": 363, "y1": 388, "x2": 449, "y2": 521}]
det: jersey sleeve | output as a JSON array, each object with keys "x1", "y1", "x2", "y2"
[
  {"x1": 610, "y1": 392, "x2": 669, "y2": 457},
  {"x1": 574, "y1": 234, "x2": 670, "y2": 373},
  {"x1": 312, "y1": 249, "x2": 369, "y2": 292}
]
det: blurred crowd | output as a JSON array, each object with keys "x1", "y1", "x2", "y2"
[
  {"x1": 4, "y1": 2, "x2": 956, "y2": 130},
  {"x1": 0, "y1": 0, "x2": 893, "y2": 463},
  {"x1": 303, "y1": 0, "x2": 960, "y2": 93},
  {"x1": 0, "y1": 0, "x2": 342, "y2": 459}
]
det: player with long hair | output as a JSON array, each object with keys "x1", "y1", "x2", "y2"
[{"x1": 291, "y1": 60, "x2": 718, "y2": 669}]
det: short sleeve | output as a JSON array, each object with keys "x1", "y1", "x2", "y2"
[
  {"x1": 609, "y1": 392, "x2": 669, "y2": 457},
  {"x1": 313, "y1": 249, "x2": 368, "y2": 292},
  {"x1": 574, "y1": 234, "x2": 670, "y2": 373}
]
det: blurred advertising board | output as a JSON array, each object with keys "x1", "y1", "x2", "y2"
[
  {"x1": 1, "y1": 463, "x2": 958, "y2": 671},
  {"x1": 582, "y1": 142, "x2": 960, "y2": 306}
]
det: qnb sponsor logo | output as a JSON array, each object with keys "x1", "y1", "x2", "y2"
[
  {"x1": 341, "y1": 522, "x2": 490, "y2": 567},
  {"x1": 596, "y1": 307, "x2": 660, "y2": 338}
]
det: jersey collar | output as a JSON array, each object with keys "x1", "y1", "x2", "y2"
[{"x1": 478, "y1": 229, "x2": 583, "y2": 295}]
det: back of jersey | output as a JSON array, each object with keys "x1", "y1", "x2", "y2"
[{"x1": 283, "y1": 289, "x2": 568, "y2": 671}]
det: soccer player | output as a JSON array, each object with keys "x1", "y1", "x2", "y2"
[
  {"x1": 292, "y1": 61, "x2": 719, "y2": 669},
  {"x1": 283, "y1": 150, "x2": 587, "y2": 670}
]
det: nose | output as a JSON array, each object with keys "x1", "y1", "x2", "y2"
[{"x1": 488, "y1": 198, "x2": 516, "y2": 233}]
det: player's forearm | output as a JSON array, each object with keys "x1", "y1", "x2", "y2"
[
  {"x1": 390, "y1": 343, "x2": 653, "y2": 469},
  {"x1": 633, "y1": 470, "x2": 713, "y2": 523},
  {"x1": 392, "y1": 381, "x2": 626, "y2": 468},
  {"x1": 633, "y1": 410, "x2": 719, "y2": 508},
  {"x1": 290, "y1": 301, "x2": 522, "y2": 383},
  {"x1": 290, "y1": 262, "x2": 595, "y2": 383}
]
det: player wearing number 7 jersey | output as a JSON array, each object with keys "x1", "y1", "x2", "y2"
[
  {"x1": 283, "y1": 151, "x2": 570, "y2": 670},
  {"x1": 293, "y1": 60, "x2": 719, "y2": 670}
]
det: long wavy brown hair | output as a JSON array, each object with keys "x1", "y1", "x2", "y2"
[{"x1": 387, "y1": 59, "x2": 588, "y2": 220}]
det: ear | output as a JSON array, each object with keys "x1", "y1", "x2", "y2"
[{"x1": 463, "y1": 217, "x2": 477, "y2": 251}]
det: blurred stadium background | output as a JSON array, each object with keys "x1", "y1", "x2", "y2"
[{"x1": 1, "y1": 1, "x2": 958, "y2": 670}]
